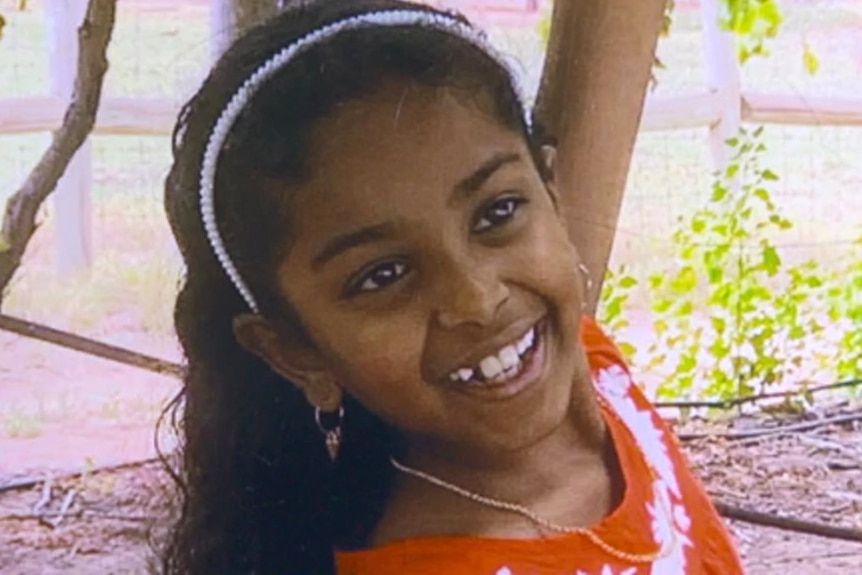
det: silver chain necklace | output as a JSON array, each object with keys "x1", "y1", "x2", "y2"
[{"x1": 389, "y1": 456, "x2": 671, "y2": 563}]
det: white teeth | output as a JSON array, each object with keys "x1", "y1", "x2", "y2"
[
  {"x1": 499, "y1": 345, "x2": 520, "y2": 371},
  {"x1": 447, "y1": 325, "x2": 538, "y2": 384},
  {"x1": 479, "y1": 355, "x2": 504, "y2": 380},
  {"x1": 516, "y1": 328, "x2": 535, "y2": 355}
]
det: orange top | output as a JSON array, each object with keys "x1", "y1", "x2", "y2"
[{"x1": 336, "y1": 318, "x2": 743, "y2": 575}]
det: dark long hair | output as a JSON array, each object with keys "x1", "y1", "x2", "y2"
[{"x1": 161, "y1": 1, "x2": 547, "y2": 573}]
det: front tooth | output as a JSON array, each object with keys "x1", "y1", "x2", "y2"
[
  {"x1": 479, "y1": 355, "x2": 504, "y2": 379},
  {"x1": 458, "y1": 368, "x2": 474, "y2": 382},
  {"x1": 516, "y1": 332, "x2": 530, "y2": 354},
  {"x1": 524, "y1": 328, "x2": 535, "y2": 349},
  {"x1": 499, "y1": 345, "x2": 520, "y2": 370}
]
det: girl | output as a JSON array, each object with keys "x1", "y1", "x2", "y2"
[{"x1": 161, "y1": 0, "x2": 744, "y2": 573}]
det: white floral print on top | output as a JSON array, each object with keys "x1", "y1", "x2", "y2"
[
  {"x1": 596, "y1": 365, "x2": 693, "y2": 574},
  {"x1": 577, "y1": 567, "x2": 637, "y2": 575},
  {"x1": 494, "y1": 366, "x2": 694, "y2": 575}
]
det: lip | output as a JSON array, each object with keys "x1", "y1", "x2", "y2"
[
  {"x1": 438, "y1": 317, "x2": 545, "y2": 383},
  {"x1": 444, "y1": 318, "x2": 549, "y2": 402}
]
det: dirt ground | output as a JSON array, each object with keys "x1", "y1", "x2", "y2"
[{"x1": 2, "y1": 331, "x2": 861, "y2": 574}]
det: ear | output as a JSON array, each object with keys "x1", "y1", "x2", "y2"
[
  {"x1": 232, "y1": 314, "x2": 343, "y2": 411},
  {"x1": 540, "y1": 145, "x2": 562, "y2": 209}
]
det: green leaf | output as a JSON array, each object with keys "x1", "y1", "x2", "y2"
[
  {"x1": 707, "y1": 266, "x2": 724, "y2": 285},
  {"x1": 762, "y1": 169, "x2": 780, "y2": 181},
  {"x1": 679, "y1": 354, "x2": 697, "y2": 374},
  {"x1": 670, "y1": 266, "x2": 698, "y2": 293},
  {"x1": 805, "y1": 275, "x2": 824, "y2": 289},
  {"x1": 619, "y1": 275, "x2": 638, "y2": 289},
  {"x1": 726, "y1": 163, "x2": 740, "y2": 179},
  {"x1": 762, "y1": 245, "x2": 782, "y2": 276},
  {"x1": 619, "y1": 342, "x2": 638, "y2": 359},
  {"x1": 605, "y1": 298, "x2": 622, "y2": 320},
  {"x1": 802, "y1": 41, "x2": 820, "y2": 75},
  {"x1": 711, "y1": 185, "x2": 729, "y2": 203}
]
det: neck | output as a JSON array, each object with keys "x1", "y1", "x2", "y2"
[
  {"x1": 403, "y1": 403, "x2": 606, "y2": 503},
  {"x1": 403, "y1": 360, "x2": 607, "y2": 490},
  {"x1": 372, "y1": 373, "x2": 618, "y2": 544}
]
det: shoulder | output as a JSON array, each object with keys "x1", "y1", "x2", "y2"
[
  {"x1": 579, "y1": 315, "x2": 628, "y2": 372},
  {"x1": 580, "y1": 316, "x2": 648, "y2": 408},
  {"x1": 581, "y1": 318, "x2": 745, "y2": 572}
]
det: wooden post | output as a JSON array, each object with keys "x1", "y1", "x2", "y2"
[
  {"x1": 700, "y1": 0, "x2": 741, "y2": 169},
  {"x1": 209, "y1": 0, "x2": 235, "y2": 63},
  {"x1": 46, "y1": 0, "x2": 93, "y2": 274},
  {"x1": 210, "y1": 0, "x2": 278, "y2": 62}
]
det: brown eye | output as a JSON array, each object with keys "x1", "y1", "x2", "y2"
[
  {"x1": 474, "y1": 196, "x2": 527, "y2": 233},
  {"x1": 349, "y1": 261, "x2": 409, "y2": 295}
]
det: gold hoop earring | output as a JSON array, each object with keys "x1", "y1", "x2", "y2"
[{"x1": 315, "y1": 405, "x2": 344, "y2": 462}]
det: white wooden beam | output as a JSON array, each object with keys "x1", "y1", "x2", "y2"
[
  {"x1": 3, "y1": 92, "x2": 862, "y2": 137},
  {"x1": 641, "y1": 93, "x2": 722, "y2": 132},
  {"x1": 700, "y1": 0, "x2": 742, "y2": 170},
  {"x1": 742, "y1": 93, "x2": 862, "y2": 127},
  {"x1": 0, "y1": 97, "x2": 178, "y2": 135},
  {"x1": 46, "y1": 0, "x2": 93, "y2": 274}
]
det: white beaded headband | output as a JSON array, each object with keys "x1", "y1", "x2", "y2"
[{"x1": 200, "y1": 9, "x2": 528, "y2": 313}]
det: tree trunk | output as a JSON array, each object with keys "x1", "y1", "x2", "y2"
[
  {"x1": 535, "y1": 0, "x2": 667, "y2": 314},
  {"x1": 0, "y1": 0, "x2": 116, "y2": 305}
]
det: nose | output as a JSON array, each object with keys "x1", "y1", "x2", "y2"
[{"x1": 434, "y1": 260, "x2": 510, "y2": 330}]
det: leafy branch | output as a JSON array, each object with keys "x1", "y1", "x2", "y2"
[
  {"x1": 721, "y1": 0, "x2": 783, "y2": 64},
  {"x1": 600, "y1": 127, "x2": 849, "y2": 402}
]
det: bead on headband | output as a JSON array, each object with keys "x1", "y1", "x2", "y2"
[{"x1": 200, "y1": 9, "x2": 528, "y2": 313}]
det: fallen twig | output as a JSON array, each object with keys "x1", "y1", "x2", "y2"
[
  {"x1": 677, "y1": 412, "x2": 862, "y2": 441},
  {"x1": 0, "y1": 314, "x2": 183, "y2": 378},
  {"x1": 656, "y1": 378, "x2": 862, "y2": 411},
  {"x1": 827, "y1": 459, "x2": 860, "y2": 471},
  {"x1": 797, "y1": 433, "x2": 861, "y2": 459},
  {"x1": 48, "y1": 488, "x2": 77, "y2": 528},
  {"x1": 0, "y1": 508, "x2": 155, "y2": 523},
  {"x1": 716, "y1": 501, "x2": 862, "y2": 544},
  {"x1": 32, "y1": 475, "x2": 53, "y2": 517},
  {"x1": 748, "y1": 549, "x2": 862, "y2": 566},
  {"x1": 0, "y1": 456, "x2": 161, "y2": 495}
]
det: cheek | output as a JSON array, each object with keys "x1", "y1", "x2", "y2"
[
  {"x1": 323, "y1": 319, "x2": 426, "y2": 402},
  {"x1": 515, "y1": 215, "x2": 581, "y2": 293}
]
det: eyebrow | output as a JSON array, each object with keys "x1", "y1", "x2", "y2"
[
  {"x1": 311, "y1": 152, "x2": 522, "y2": 270},
  {"x1": 312, "y1": 222, "x2": 396, "y2": 270},
  {"x1": 450, "y1": 151, "x2": 522, "y2": 204}
]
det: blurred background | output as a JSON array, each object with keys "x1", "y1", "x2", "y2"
[{"x1": 0, "y1": 0, "x2": 860, "y2": 572}]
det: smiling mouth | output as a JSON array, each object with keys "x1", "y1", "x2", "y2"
[{"x1": 445, "y1": 321, "x2": 543, "y2": 388}]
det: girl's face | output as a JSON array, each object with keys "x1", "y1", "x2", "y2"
[{"x1": 273, "y1": 81, "x2": 588, "y2": 457}]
